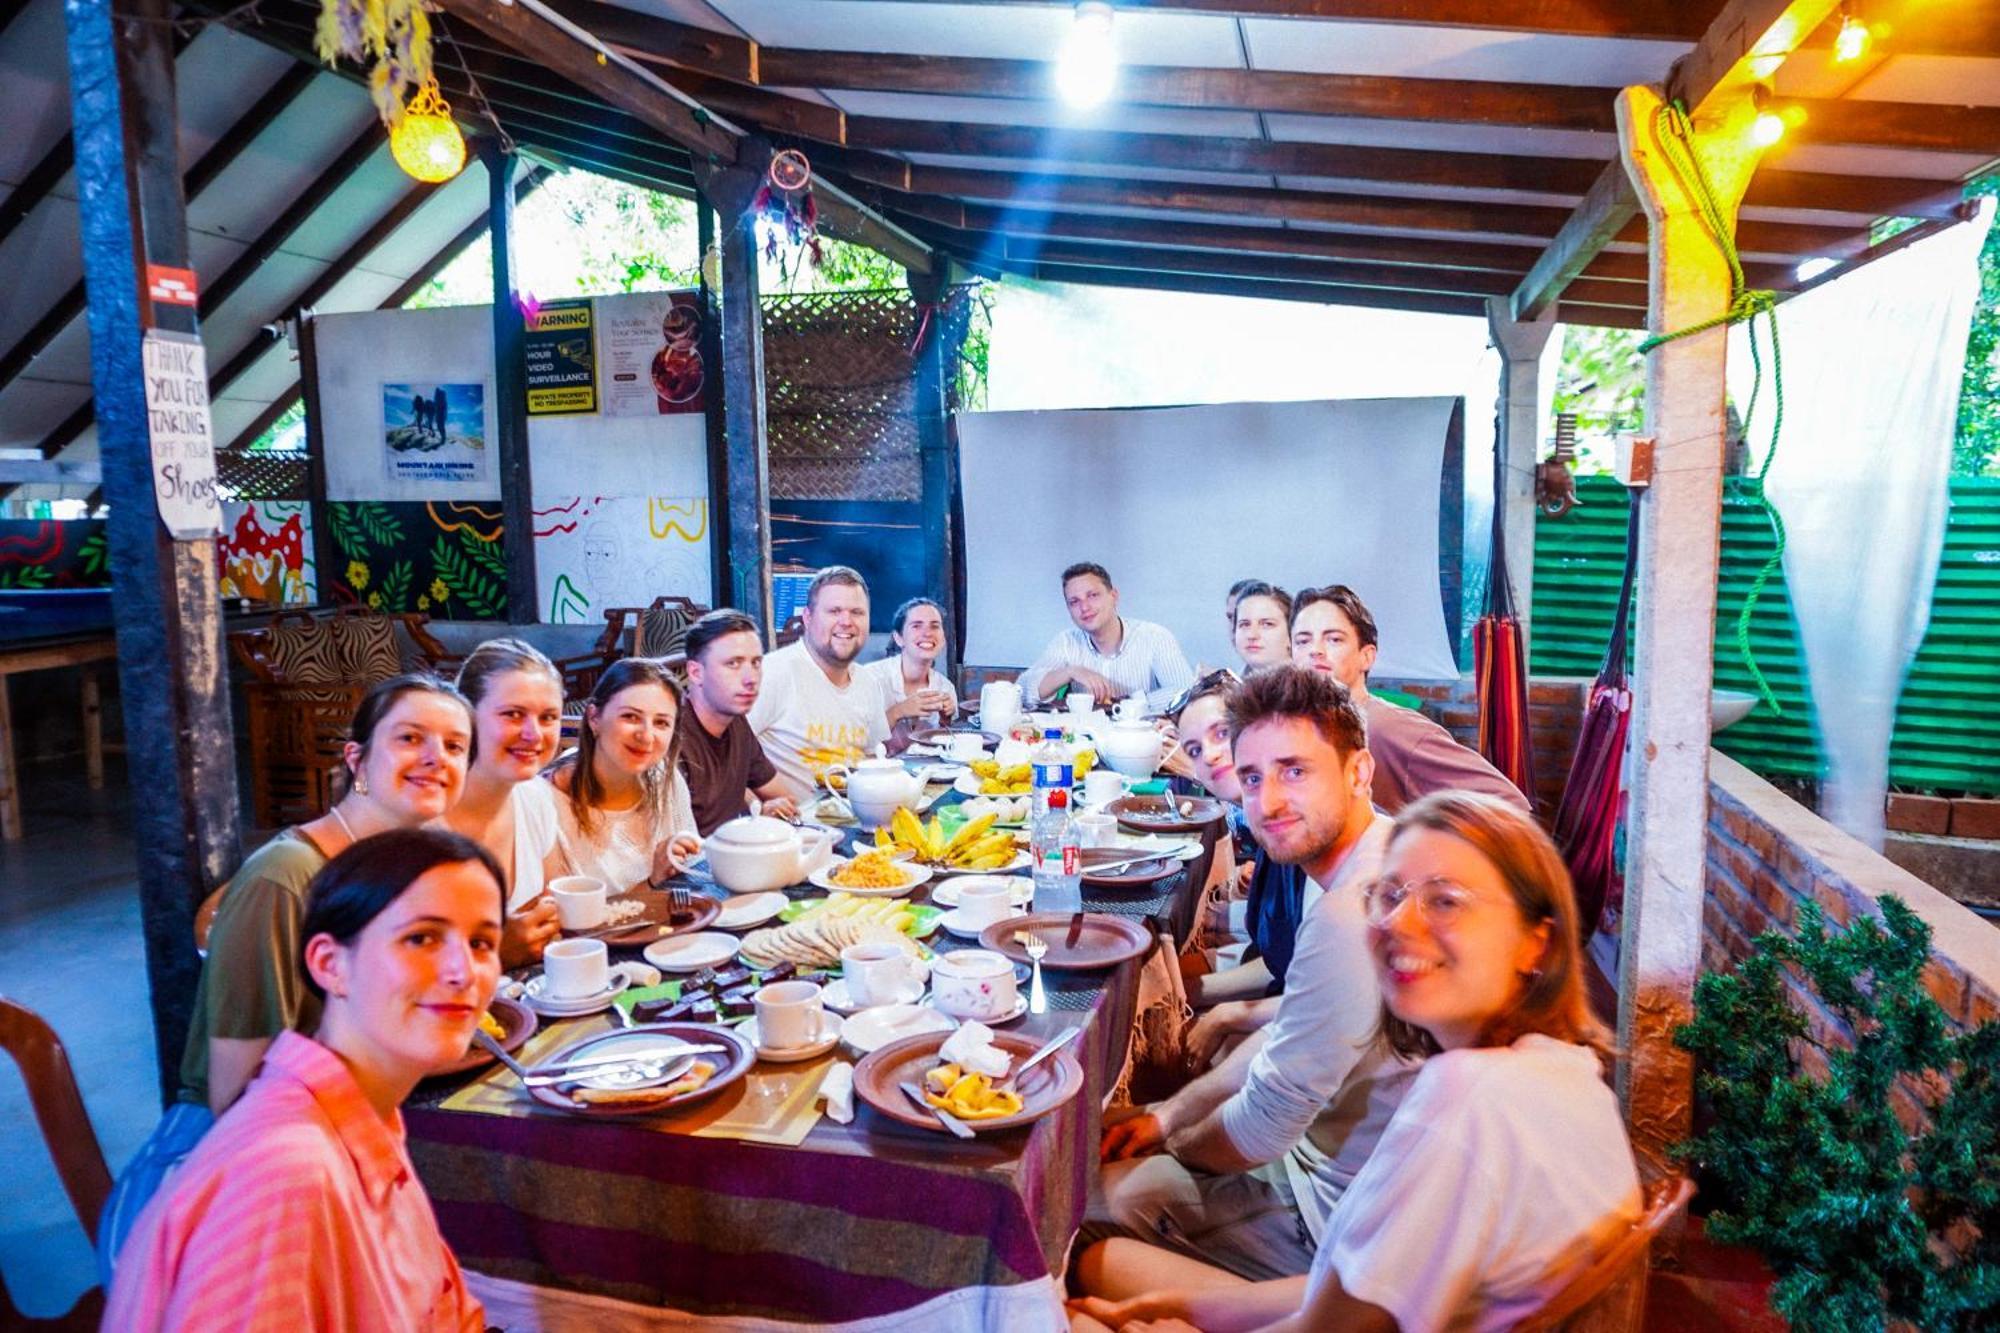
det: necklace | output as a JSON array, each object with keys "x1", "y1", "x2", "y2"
[{"x1": 329, "y1": 804, "x2": 358, "y2": 844}]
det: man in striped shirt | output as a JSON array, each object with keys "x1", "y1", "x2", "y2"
[{"x1": 1017, "y1": 561, "x2": 1196, "y2": 713}]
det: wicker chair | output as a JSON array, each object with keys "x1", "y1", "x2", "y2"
[
  {"x1": 1516, "y1": 1175, "x2": 1695, "y2": 1332},
  {"x1": 228, "y1": 607, "x2": 453, "y2": 827}
]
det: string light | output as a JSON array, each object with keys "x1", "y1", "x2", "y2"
[
  {"x1": 1833, "y1": 9, "x2": 1871, "y2": 63},
  {"x1": 389, "y1": 79, "x2": 466, "y2": 183},
  {"x1": 1057, "y1": 1, "x2": 1118, "y2": 109}
]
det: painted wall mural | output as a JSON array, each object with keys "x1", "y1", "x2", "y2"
[
  {"x1": 0, "y1": 520, "x2": 109, "y2": 588},
  {"x1": 218, "y1": 501, "x2": 316, "y2": 605},
  {"x1": 533, "y1": 495, "x2": 710, "y2": 624},
  {"x1": 325, "y1": 500, "x2": 507, "y2": 620}
]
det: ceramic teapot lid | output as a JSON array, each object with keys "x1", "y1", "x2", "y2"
[
  {"x1": 849, "y1": 753, "x2": 907, "y2": 771},
  {"x1": 709, "y1": 814, "x2": 795, "y2": 846}
]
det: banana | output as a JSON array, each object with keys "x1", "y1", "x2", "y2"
[{"x1": 943, "y1": 813, "x2": 997, "y2": 857}]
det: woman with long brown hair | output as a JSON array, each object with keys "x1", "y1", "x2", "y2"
[
  {"x1": 1072, "y1": 792, "x2": 1640, "y2": 1333},
  {"x1": 547, "y1": 657, "x2": 701, "y2": 893}
]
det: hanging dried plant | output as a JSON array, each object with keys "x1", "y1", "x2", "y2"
[{"x1": 314, "y1": 0, "x2": 435, "y2": 128}]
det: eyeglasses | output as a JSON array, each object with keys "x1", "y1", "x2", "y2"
[
  {"x1": 1362, "y1": 875, "x2": 1483, "y2": 928},
  {"x1": 1165, "y1": 667, "x2": 1241, "y2": 719}
]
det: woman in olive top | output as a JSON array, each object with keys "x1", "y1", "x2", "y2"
[{"x1": 97, "y1": 673, "x2": 473, "y2": 1276}]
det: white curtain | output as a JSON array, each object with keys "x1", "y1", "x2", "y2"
[{"x1": 1729, "y1": 201, "x2": 1994, "y2": 846}]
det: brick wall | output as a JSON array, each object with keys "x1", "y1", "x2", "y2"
[
  {"x1": 1375, "y1": 674, "x2": 1587, "y2": 821},
  {"x1": 1704, "y1": 753, "x2": 2000, "y2": 1087}
]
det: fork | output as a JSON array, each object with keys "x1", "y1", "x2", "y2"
[
  {"x1": 666, "y1": 882, "x2": 692, "y2": 917},
  {"x1": 1023, "y1": 935, "x2": 1049, "y2": 1014}
]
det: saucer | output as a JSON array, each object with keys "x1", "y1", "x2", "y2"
[
  {"x1": 930, "y1": 876, "x2": 1033, "y2": 909},
  {"x1": 822, "y1": 975, "x2": 925, "y2": 1013},
  {"x1": 938, "y1": 905, "x2": 1028, "y2": 937},
  {"x1": 930, "y1": 993, "x2": 1029, "y2": 1025},
  {"x1": 523, "y1": 971, "x2": 633, "y2": 1017},
  {"x1": 715, "y1": 891, "x2": 788, "y2": 930},
  {"x1": 743, "y1": 1011, "x2": 844, "y2": 1062},
  {"x1": 644, "y1": 931, "x2": 741, "y2": 972}
]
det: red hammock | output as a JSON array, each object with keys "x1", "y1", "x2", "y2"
[
  {"x1": 1474, "y1": 458, "x2": 1535, "y2": 802},
  {"x1": 1553, "y1": 502, "x2": 1642, "y2": 937}
]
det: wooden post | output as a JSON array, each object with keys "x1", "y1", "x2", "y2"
[
  {"x1": 479, "y1": 139, "x2": 537, "y2": 623},
  {"x1": 64, "y1": 0, "x2": 242, "y2": 1101},
  {"x1": 297, "y1": 313, "x2": 338, "y2": 602},
  {"x1": 718, "y1": 210, "x2": 772, "y2": 638},
  {"x1": 1614, "y1": 83, "x2": 1763, "y2": 1178},
  {"x1": 1485, "y1": 298, "x2": 1556, "y2": 638},
  {"x1": 81, "y1": 666, "x2": 103, "y2": 789},
  {"x1": 696, "y1": 195, "x2": 732, "y2": 610},
  {"x1": 908, "y1": 266, "x2": 971, "y2": 665}
]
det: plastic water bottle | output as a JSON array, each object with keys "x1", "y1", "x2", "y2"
[
  {"x1": 1031, "y1": 728, "x2": 1073, "y2": 819},
  {"x1": 1033, "y1": 788, "x2": 1084, "y2": 915}
]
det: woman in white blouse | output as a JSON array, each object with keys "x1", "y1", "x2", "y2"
[
  {"x1": 548, "y1": 657, "x2": 701, "y2": 893},
  {"x1": 1071, "y1": 792, "x2": 1642, "y2": 1333},
  {"x1": 445, "y1": 639, "x2": 565, "y2": 967},
  {"x1": 865, "y1": 596, "x2": 958, "y2": 740}
]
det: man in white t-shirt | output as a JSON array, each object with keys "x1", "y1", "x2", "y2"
[
  {"x1": 748, "y1": 566, "x2": 892, "y2": 800},
  {"x1": 1090, "y1": 667, "x2": 1418, "y2": 1281}
]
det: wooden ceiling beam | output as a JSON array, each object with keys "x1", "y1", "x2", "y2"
[
  {"x1": 858, "y1": 0, "x2": 1718, "y2": 41},
  {"x1": 1513, "y1": 0, "x2": 1846, "y2": 319},
  {"x1": 1000, "y1": 257, "x2": 1495, "y2": 317}
]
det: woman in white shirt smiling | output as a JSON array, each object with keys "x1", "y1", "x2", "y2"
[
  {"x1": 1072, "y1": 791, "x2": 1641, "y2": 1333},
  {"x1": 865, "y1": 595, "x2": 958, "y2": 739},
  {"x1": 548, "y1": 658, "x2": 701, "y2": 893}
]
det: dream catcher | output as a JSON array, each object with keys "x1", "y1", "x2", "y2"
[{"x1": 753, "y1": 149, "x2": 823, "y2": 273}]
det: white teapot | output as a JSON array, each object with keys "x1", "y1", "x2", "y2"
[
  {"x1": 827, "y1": 752, "x2": 925, "y2": 830},
  {"x1": 704, "y1": 815, "x2": 840, "y2": 893},
  {"x1": 1097, "y1": 712, "x2": 1165, "y2": 778},
  {"x1": 979, "y1": 679, "x2": 1024, "y2": 734}
]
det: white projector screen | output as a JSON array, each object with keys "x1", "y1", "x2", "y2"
[{"x1": 958, "y1": 398, "x2": 1463, "y2": 680}]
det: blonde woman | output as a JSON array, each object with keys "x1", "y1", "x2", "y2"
[
  {"x1": 1073, "y1": 792, "x2": 1640, "y2": 1333},
  {"x1": 548, "y1": 657, "x2": 701, "y2": 893}
]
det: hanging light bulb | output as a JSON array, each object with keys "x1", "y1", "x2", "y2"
[
  {"x1": 390, "y1": 79, "x2": 467, "y2": 183},
  {"x1": 1833, "y1": 8, "x2": 1871, "y2": 63},
  {"x1": 1057, "y1": 1, "x2": 1118, "y2": 109},
  {"x1": 1750, "y1": 86, "x2": 1787, "y2": 148}
]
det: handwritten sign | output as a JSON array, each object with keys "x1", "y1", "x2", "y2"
[{"x1": 142, "y1": 329, "x2": 222, "y2": 540}]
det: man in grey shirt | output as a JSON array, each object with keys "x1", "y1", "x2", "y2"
[
  {"x1": 1292, "y1": 584, "x2": 1530, "y2": 815},
  {"x1": 1091, "y1": 668, "x2": 1419, "y2": 1281}
]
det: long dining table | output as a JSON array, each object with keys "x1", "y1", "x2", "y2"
[{"x1": 404, "y1": 776, "x2": 1226, "y2": 1332}]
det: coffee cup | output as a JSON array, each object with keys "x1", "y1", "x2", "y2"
[
  {"x1": 1073, "y1": 812, "x2": 1117, "y2": 848},
  {"x1": 956, "y1": 879, "x2": 1017, "y2": 929},
  {"x1": 930, "y1": 949, "x2": 1019, "y2": 1022},
  {"x1": 842, "y1": 941, "x2": 917, "y2": 1007},
  {"x1": 754, "y1": 979, "x2": 824, "y2": 1050},
  {"x1": 946, "y1": 732, "x2": 986, "y2": 762},
  {"x1": 542, "y1": 938, "x2": 610, "y2": 1000},
  {"x1": 1065, "y1": 691, "x2": 1094, "y2": 715},
  {"x1": 550, "y1": 876, "x2": 608, "y2": 931},
  {"x1": 1083, "y1": 770, "x2": 1128, "y2": 808}
]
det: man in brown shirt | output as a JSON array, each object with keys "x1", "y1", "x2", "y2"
[
  {"x1": 1289, "y1": 585, "x2": 1529, "y2": 815},
  {"x1": 679, "y1": 610, "x2": 797, "y2": 834}
]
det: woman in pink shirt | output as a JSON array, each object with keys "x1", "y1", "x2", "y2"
[{"x1": 106, "y1": 828, "x2": 502, "y2": 1331}]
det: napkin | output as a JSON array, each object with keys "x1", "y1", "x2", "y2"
[
  {"x1": 820, "y1": 1062, "x2": 855, "y2": 1124},
  {"x1": 1127, "y1": 779, "x2": 1171, "y2": 796},
  {"x1": 938, "y1": 1021, "x2": 1012, "y2": 1078}
]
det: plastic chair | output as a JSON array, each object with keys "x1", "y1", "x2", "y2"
[
  {"x1": 0, "y1": 996, "x2": 113, "y2": 1330},
  {"x1": 1516, "y1": 1175, "x2": 1695, "y2": 1332}
]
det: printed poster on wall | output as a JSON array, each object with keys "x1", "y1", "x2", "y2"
[
  {"x1": 382, "y1": 381, "x2": 489, "y2": 490},
  {"x1": 524, "y1": 298, "x2": 598, "y2": 415},
  {"x1": 598, "y1": 290, "x2": 706, "y2": 417}
]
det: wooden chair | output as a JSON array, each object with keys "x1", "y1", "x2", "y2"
[
  {"x1": 0, "y1": 997, "x2": 112, "y2": 1330},
  {"x1": 228, "y1": 607, "x2": 452, "y2": 827},
  {"x1": 774, "y1": 614, "x2": 805, "y2": 647},
  {"x1": 1516, "y1": 1175, "x2": 1695, "y2": 1332},
  {"x1": 557, "y1": 596, "x2": 709, "y2": 705}
]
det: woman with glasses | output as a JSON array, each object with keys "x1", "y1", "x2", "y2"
[{"x1": 1071, "y1": 792, "x2": 1640, "y2": 1333}]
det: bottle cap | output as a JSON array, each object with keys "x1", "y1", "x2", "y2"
[
  {"x1": 1043, "y1": 728, "x2": 1062, "y2": 739},
  {"x1": 1049, "y1": 789, "x2": 1068, "y2": 809}
]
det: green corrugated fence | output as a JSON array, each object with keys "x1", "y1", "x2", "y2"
[{"x1": 1531, "y1": 474, "x2": 2000, "y2": 797}]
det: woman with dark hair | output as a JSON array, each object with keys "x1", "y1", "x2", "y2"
[
  {"x1": 548, "y1": 657, "x2": 700, "y2": 893},
  {"x1": 1073, "y1": 793, "x2": 1640, "y2": 1333},
  {"x1": 97, "y1": 675, "x2": 473, "y2": 1276},
  {"x1": 862, "y1": 595, "x2": 958, "y2": 737},
  {"x1": 106, "y1": 829, "x2": 499, "y2": 1330},
  {"x1": 445, "y1": 638, "x2": 564, "y2": 967},
  {"x1": 1230, "y1": 582, "x2": 1293, "y2": 673}
]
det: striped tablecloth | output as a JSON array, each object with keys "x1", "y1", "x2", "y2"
[{"x1": 404, "y1": 792, "x2": 1223, "y2": 1330}]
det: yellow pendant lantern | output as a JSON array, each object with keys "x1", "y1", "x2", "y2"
[{"x1": 390, "y1": 79, "x2": 466, "y2": 183}]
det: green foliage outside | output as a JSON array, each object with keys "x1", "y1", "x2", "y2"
[
  {"x1": 1674, "y1": 896, "x2": 2000, "y2": 1331},
  {"x1": 1552, "y1": 170, "x2": 2000, "y2": 477}
]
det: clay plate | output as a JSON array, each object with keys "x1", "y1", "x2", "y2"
[
  {"x1": 525, "y1": 1022, "x2": 754, "y2": 1118},
  {"x1": 431, "y1": 996, "x2": 536, "y2": 1077},
  {"x1": 1105, "y1": 793, "x2": 1226, "y2": 835},
  {"x1": 979, "y1": 912, "x2": 1155, "y2": 970},
  {"x1": 1080, "y1": 852, "x2": 1179, "y2": 889},
  {"x1": 854, "y1": 1029, "x2": 1084, "y2": 1134},
  {"x1": 583, "y1": 891, "x2": 721, "y2": 948}
]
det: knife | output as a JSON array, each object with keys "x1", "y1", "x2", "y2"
[
  {"x1": 1065, "y1": 910, "x2": 1086, "y2": 949},
  {"x1": 999, "y1": 1026, "x2": 1081, "y2": 1091},
  {"x1": 525, "y1": 1044, "x2": 730, "y2": 1079},
  {"x1": 902, "y1": 1080, "x2": 975, "y2": 1138}
]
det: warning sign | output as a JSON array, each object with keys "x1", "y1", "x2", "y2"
[{"x1": 524, "y1": 299, "x2": 597, "y2": 415}]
